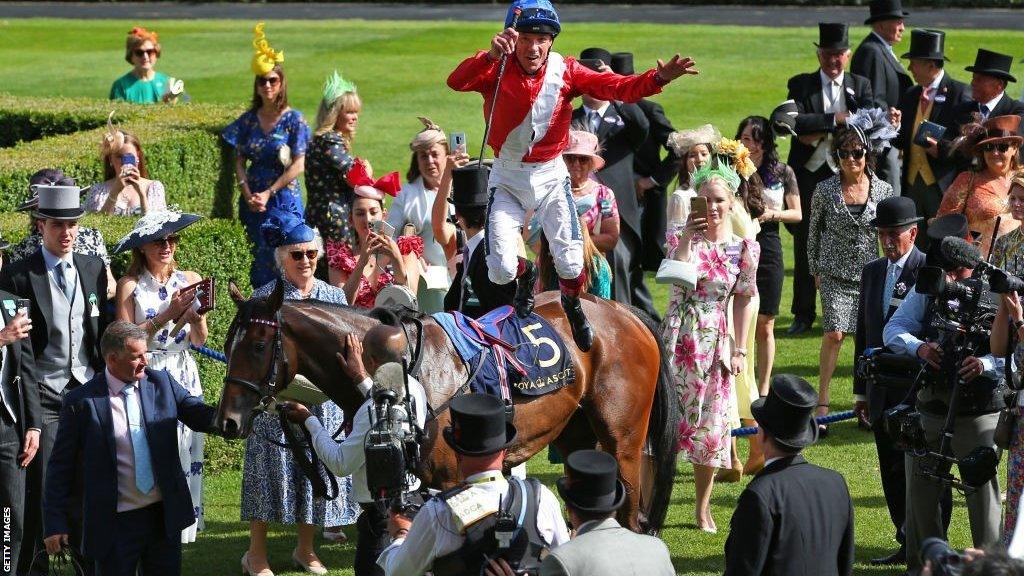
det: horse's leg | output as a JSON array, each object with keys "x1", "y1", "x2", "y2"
[{"x1": 551, "y1": 409, "x2": 598, "y2": 465}]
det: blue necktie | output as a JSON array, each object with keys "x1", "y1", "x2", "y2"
[
  {"x1": 122, "y1": 385, "x2": 155, "y2": 493},
  {"x1": 54, "y1": 262, "x2": 72, "y2": 301},
  {"x1": 589, "y1": 110, "x2": 601, "y2": 133},
  {"x1": 883, "y1": 264, "x2": 899, "y2": 317},
  {"x1": 980, "y1": 104, "x2": 991, "y2": 119}
]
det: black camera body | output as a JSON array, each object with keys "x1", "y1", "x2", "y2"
[
  {"x1": 364, "y1": 369, "x2": 424, "y2": 516},
  {"x1": 920, "y1": 537, "x2": 964, "y2": 576}
]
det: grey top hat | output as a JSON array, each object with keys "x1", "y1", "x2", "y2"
[{"x1": 31, "y1": 185, "x2": 85, "y2": 221}]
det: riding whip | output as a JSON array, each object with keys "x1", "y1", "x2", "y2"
[{"x1": 478, "y1": 7, "x2": 522, "y2": 169}]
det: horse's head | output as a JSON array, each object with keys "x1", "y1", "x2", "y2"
[{"x1": 214, "y1": 280, "x2": 294, "y2": 439}]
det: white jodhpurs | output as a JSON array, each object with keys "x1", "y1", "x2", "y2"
[{"x1": 485, "y1": 157, "x2": 584, "y2": 285}]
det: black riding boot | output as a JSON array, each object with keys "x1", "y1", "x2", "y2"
[
  {"x1": 514, "y1": 259, "x2": 537, "y2": 318},
  {"x1": 561, "y1": 294, "x2": 594, "y2": 352}
]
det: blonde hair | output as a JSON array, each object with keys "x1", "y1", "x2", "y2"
[{"x1": 315, "y1": 91, "x2": 362, "y2": 142}]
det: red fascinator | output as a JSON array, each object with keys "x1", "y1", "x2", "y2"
[{"x1": 346, "y1": 158, "x2": 400, "y2": 201}]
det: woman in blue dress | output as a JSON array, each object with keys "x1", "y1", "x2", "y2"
[
  {"x1": 223, "y1": 24, "x2": 310, "y2": 288},
  {"x1": 241, "y1": 214, "x2": 359, "y2": 576}
]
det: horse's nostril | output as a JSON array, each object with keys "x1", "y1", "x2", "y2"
[{"x1": 223, "y1": 418, "x2": 239, "y2": 436}]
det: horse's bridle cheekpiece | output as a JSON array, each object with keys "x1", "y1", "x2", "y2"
[{"x1": 223, "y1": 307, "x2": 290, "y2": 412}]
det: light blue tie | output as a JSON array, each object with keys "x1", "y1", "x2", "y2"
[
  {"x1": 54, "y1": 262, "x2": 72, "y2": 301},
  {"x1": 122, "y1": 385, "x2": 155, "y2": 493},
  {"x1": 883, "y1": 264, "x2": 899, "y2": 317}
]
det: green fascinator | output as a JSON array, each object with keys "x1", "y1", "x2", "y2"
[{"x1": 322, "y1": 70, "x2": 357, "y2": 104}]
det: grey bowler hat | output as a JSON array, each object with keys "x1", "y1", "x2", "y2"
[{"x1": 31, "y1": 185, "x2": 85, "y2": 220}]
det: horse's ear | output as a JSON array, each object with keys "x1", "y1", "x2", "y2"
[
  {"x1": 268, "y1": 278, "x2": 285, "y2": 312},
  {"x1": 228, "y1": 280, "x2": 246, "y2": 306}
]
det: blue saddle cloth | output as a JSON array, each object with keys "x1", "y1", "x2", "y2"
[{"x1": 432, "y1": 305, "x2": 574, "y2": 397}]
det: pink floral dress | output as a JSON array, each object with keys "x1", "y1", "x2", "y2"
[
  {"x1": 327, "y1": 236, "x2": 424, "y2": 309},
  {"x1": 659, "y1": 234, "x2": 759, "y2": 468}
]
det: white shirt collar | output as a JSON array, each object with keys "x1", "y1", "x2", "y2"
[
  {"x1": 890, "y1": 248, "x2": 913, "y2": 269},
  {"x1": 106, "y1": 368, "x2": 140, "y2": 396},
  {"x1": 982, "y1": 92, "x2": 1005, "y2": 112},
  {"x1": 765, "y1": 456, "x2": 784, "y2": 468},
  {"x1": 871, "y1": 30, "x2": 895, "y2": 49},
  {"x1": 41, "y1": 246, "x2": 73, "y2": 269},
  {"x1": 926, "y1": 70, "x2": 945, "y2": 92},
  {"x1": 583, "y1": 102, "x2": 611, "y2": 119},
  {"x1": 820, "y1": 69, "x2": 845, "y2": 88}
]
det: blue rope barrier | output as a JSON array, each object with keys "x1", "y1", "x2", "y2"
[
  {"x1": 191, "y1": 344, "x2": 227, "y2": 363},
  {"x1": 191, "y1": 342, "x2": 855, "y2": 438},
  {"x1": 731, "y1": 410, "x2": 856, "y2": 437}
]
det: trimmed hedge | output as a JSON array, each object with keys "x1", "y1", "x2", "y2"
[
  {"x1": 0, "y1": 213, "x2": 252, "y2": 472},
  {"x1": 0, "y1": 94, "x2": 242, "y2": 219}
]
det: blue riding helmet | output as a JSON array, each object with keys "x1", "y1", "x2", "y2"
[{"x1": 505, "y1": 0, "x2": 561, "y2": 36}]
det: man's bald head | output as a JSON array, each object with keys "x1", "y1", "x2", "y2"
[{"x1": 362, "y1": 324, "x2": 407, "y2": 368}]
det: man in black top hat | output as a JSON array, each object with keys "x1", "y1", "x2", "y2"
[
  {"x1": 952, "y1": 49, "x2": 1024, "y2": 137},
  {"x1": 883, "y1": 213, "x2": 1005, "y2": 572},
  {"x1": 572, "y1": 47, "x2": 660, "y2": 321},
  {"x1": 442, "y1": 164, "x2": 517, "y2": 317},
  {"x1": 852, "y1": 0, "x2": 913, "y2": 198},
  {"x1": 724, "y1": 374, "x2": 854, "y2": 576},
  {"x1": 784, "y1": 23, "x2": 875, "y2": 335},
  {"x1": 2, "y1": 184, "x2": 110, "y2": 576},
  {"x1": 852, "y1": 196, "x2": 930, "y2": 565},
  {"x1": 893, "y1": 29, "x2": 971, "y2": 243},
  {"x1": 377, "y1": 394, "x2": 568, "y2": 576},
  {"x1": 609, "y1": 51, "x2": 678, "y2": 273}
]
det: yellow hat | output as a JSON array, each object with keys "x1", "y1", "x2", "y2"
[{"x1": 251, "y1": 23, "x2": 284, "y2": 76}]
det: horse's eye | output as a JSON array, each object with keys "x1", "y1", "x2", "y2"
[{"x1": 254, "y1": 341, "x2": 266, "y2": 354}]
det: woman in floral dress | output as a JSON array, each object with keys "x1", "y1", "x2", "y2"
[
  {"x1": 112, "y1": 210, "x2": 208, "y2": 543},
  {"x1": 990, "y1": 173, "x2": 1024, "y2": 544},
  {"x1": 222, "y1": 24, "x2": 309, "y2": 288},
  {"x1": 306, "y1": 71, "x2": 361, "y2": 287},
  {"x1": 660, "y1": 162, "x2": 758, "y2": 534}
]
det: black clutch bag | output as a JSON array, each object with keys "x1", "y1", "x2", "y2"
[{"x1": 914, "y1": 120, "x2": 947, "y2": 147}]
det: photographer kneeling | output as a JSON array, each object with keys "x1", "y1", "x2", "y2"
[
  {"x1": 883, "y1": 214, "x2": 1006, "y2": 573},
  {"x1": 280, "y1": 325, "x2": 428, "y2": 576}
]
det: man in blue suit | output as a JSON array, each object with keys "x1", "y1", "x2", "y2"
[{"x1": 42, "y1": 321, "x2": 217, "y2": 576}]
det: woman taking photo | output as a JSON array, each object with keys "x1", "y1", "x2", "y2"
[
  {"x1": 665, "y1": 124, "x2": 721, "y2": 231},
  {"x1": 242, "y1": 214, "x2": 358, "y2": 576},
  {"x1": 86, "y1": 119, "x2": 167, "y2": 216},
  {"x1": 937, "y1": 115, "x2": 1022, "y2": 257},
  {"x1": 386, "y1": 117, "x2": 454, "y2": 312},
  {"x1": 223, "y1": 23, "x2": 309, "y2": 288},
  {"x1": 112, "y1": 210, "x2": 208, "y2": 543},
  {"x1": 807, "y1": 126, "x2": 894, "y2": 434},
  {"x1": 736, "y1": 115, "x2": 801, "y2": 473},
  {"x1": 109, "y1": 26, "x2": 181, "y2": 104},
  {"x1": 989, "y1": 171, "x2": 1024, "y2": 544},
  {"x1": 329, "y1": 159, "x2": 422, "y2": 308},
  {"x1": 306, "y1": 71, "x2": 360, "y2": 287},
  {"x1": 660, "y1": 162, "x2": 758, "y2": 533}
]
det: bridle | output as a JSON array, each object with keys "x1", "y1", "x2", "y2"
[{"x1": 223, "y1": 306, "x2": 290, "y2": 412}]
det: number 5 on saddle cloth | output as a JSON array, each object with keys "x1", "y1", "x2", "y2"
[{"x1": 432, "y1": 305, "x2": 575, "y2": 404}]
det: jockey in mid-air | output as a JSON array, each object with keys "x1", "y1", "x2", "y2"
[{"x1": 447, "y1": 0, "x2": 698, "y2": 351}]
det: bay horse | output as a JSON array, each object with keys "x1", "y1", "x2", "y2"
[{"x1": 214, "y1": 280, "x2": 679, "y2": 533}]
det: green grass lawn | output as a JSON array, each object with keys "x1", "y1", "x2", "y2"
[{"x1": 4, "y1": 17, "x2": 1023, "y2": 576}]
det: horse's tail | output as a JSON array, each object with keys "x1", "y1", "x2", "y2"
[{"x1": 625, "y1": 305, "x2": 680, "y2": 535}]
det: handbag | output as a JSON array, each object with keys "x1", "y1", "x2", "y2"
[
  {"x1": 655, "y1": 258, "x2": 697, "y2": 289},
  {"x1": 995, "y1": 407, "x2": 1017, "y2": 450}
]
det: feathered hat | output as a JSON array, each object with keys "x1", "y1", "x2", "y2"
[
  {"x1": 714, "y1": 138, "x2": 757, "y2": 181},
  {"x1": 409, "y1": 117, "x2": 446, "y2": 152},
  {"x1": 845, "y1": 107, "x2": 899, "y2": 154},
  {"x1": 692, "y1": 160, "x2": 741, "y2": 193},
  {"x1": 346, "y1": 158, "x2": 400, "y2": 201},
  {"x1": 322, "y1": 70, "x2": 357, "y2": 105},
  {"x1": 251, "y1": 23, "x2": 284, "y2": 76},
  {"x1": 667, "y1": 124, "x2": 721, "y2": 157}
]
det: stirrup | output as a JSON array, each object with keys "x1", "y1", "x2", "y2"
[{"x1": 561, "y1": 295, "x2": 594, "y2": 352}]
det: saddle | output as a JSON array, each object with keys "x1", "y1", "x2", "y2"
[{"x1": 432, "y1": 306, "x2": 574, "y2": 402}]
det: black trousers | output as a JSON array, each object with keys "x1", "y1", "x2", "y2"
[
  {"x1": 1, "y1": 412, "x2": 25, "y2": 576},
  {"x1": 21, "y1": 383, "x2": 91, "y2": 576},
  {"x1": 790, "y1": 165, "x2": 833, "y2": 324},
  {"x1": 355, "y1": 504, "x2": 389, "y2": 576},
  {"x1": 640, "y1": 186, "x2": 668, "y2": 272},
  {"x1": 904, "y1": 175, "x2": 944, "y2": 250},
  {"x1": 94, "y1": 503, "x2": 180, "y2": 576}
]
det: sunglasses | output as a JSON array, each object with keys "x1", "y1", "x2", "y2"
[
  {"x1": 132, "y1": 49, "x2": 157, "y2": 58},
  {"x1": 289, "y1": 249, "x2": 319, "y2": 262},
  {"x1": 258, "y1": 76, "x2": 281, "y2": 87},
  {"x1": 981, "y1": 142, "x2": 1012, "y2": 153},
  {"x1": 837, "y1": 148, "x2": 866, "y2": 160},
  {"x1": 563, "y1": 155, "x2": 591, "y2": 164},
  {"x1": 153, "y1": 235, "x2": 180, "y2": 246}
]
